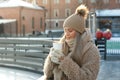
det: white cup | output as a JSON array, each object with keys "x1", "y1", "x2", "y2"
[{"x1": 53, "y1": 42, "x2": 62, "y2": 51}]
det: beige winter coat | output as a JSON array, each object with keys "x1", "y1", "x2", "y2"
[{"x1": 43, "y1": 29, "x2": 100, "y2": 80}]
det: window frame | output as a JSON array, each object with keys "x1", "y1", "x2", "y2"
[
  {"x1": 65, "y1": 0, "x2": 71, "y2": 4},
  {"x1": 54, "y1": 0, "x2": 59, "y2": 4},
  {"x1": 103, "y1": 0, "x2": 109, "y2": 4},
  {"x1": 65, "y1": 9, "x2": 71, "y2": 17},
  {"x1": 43, "y1": 0, "x2": 47, "y2": 4},
  {"x1": 78, "y1": 0, "x2": 83, "y2": 3},
  {"x1": 32, "y1": 17, "x2": 34, "y2": 29},
  {"x1": 54, "y1": 9, "x2": 59, "y2": 17},
  {"x1": 90, "y1": 0, "x2": 96, "y2": 3}
]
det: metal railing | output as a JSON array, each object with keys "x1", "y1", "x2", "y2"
[
  {"x1": 107, "y1": 38, "x2": 120, "y2": 55},
  {"x1": 0, "y1": 37, "x2": 120, "y2": 74},
  {"x1": 95, "y1": 38, "x2": 107, "y2": 60},
  {"x1": 95, "y1": 38, "x2": 120, "y2": 60},
  {"x1": 0, "y1": 37, "x2": 53, "y2": 74}
]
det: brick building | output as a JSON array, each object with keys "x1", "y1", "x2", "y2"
[
  {"x1": 0, "y1": 19, "x2": 17, "y2": 37},
  {"x1": 37, "y1": 0, "x2": 81, "y2": 31},
  {"x1": 33, "y1": 0, "x2": 120, "y2": 34},
  {"x1": 25, "y1": 0, "x2": 120, "y2": 36},
  {"x1": 0, "y1": 0, "x2": 45, "y2": 36}
]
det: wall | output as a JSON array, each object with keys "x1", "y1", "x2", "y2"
[{"x1": 0, "y1": 7, "x2": 45, "y2": 36}]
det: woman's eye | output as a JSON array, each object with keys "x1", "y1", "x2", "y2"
[{"x1": 69, "y1": 30, "x2": 73, "y2": 32}]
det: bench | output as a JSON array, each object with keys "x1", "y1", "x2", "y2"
[
  {"x1": 0, "y1": 38, "x2": 53, "y2": 74},
  {"x1": 95, "y1": 38, "x2": 107, "y2": 60}
]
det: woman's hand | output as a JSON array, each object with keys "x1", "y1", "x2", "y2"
[{"x1": 49, "y1": 47, "x2": 64, "y2": 64}]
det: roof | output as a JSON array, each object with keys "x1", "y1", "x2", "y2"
[
  {"x1": 0, "y1": 19, "x2": 16, "y2": 24},
  {"x1": 0, "y1": 0, "x2": 43, "y2": 10},
  {"x1": 96, "y1": 9, "x2": 120, "y2": 17}
]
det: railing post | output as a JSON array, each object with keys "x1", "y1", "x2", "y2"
[
  {"x1": 95, "y1": 38, "x2": 107, "y2": 60},
  {"x1": 104, "y1": 38, "x2": 107, "y2": 60},
  {"x1": 13, "y1": 43, "x2": 16, "y2": 62}
]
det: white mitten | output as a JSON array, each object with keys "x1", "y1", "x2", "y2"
[{"x1": 49, "y1": 47, "x2": 64, "y2": 64}]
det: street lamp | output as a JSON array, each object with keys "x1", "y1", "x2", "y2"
[{"x1": 89, "y1": 12, "x2": 96, "y2": 39}]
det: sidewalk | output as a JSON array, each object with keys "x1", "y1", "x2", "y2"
[
  {"x1": 0, "y1": 66, "x2": 40, "y2": 80},
  {"x1": 37, "y1": 58, "x2": 120, "y2": 80},
  {"x1": 0, "y1": 56, "x2": 120, "y2": 80},
  {"x1": 97, "y1": 60, "x2": 120, "y2": 80}
]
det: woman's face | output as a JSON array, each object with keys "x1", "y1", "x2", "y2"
[{"x1": 64, "y1": 27, "x2": 76, "y2": 40}]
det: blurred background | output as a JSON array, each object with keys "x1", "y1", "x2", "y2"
[
  {"x1": 0, "y1": 0, "x2": 120, "y2": 80},
  {"x1": 0, "y1": 0, "x2": 120, "y2": 38}
]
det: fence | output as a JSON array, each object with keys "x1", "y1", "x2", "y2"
[
  {"x1": 95, "y1": 38, "x2": 120, "y2": 60},
  {"x1": 107, "y1": 38, "x2": 120, "y2": 55},
  {"x1": 95, "y1": 38, "x2": 107, "y2": 60},
  {"x1": 0, "y1": 38, "x2": 53, "y2": 74},
  {"x1": 0, "y1": 37, "x2": 120, "y2": 74}
]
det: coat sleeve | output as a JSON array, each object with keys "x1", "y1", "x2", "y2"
[
  {"x1": 59, "y1": 45, "x2": 100, "y2": 80},
  {"x1": 43, "y1": 54, "x2": 55, "y2": 80}
]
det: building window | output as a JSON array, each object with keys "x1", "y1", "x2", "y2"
[
  {"x1": 90, "y1": 0, "x2": 96, "y2": 3},
  {"x1": 40, "y1": 17, "x2": 43, "y2": 28},
  {"x1": 65, "y1": 0, "x2": 71, "y2": 3},
  {"x1": 54, "y1": 0, "x2": 59, "y2": 4},
  {"x1": 22, "y1": 16, "x2": 25, "y2": 20},
  {"x1": 46, "y1": 12, "x2": 48, "y2": 18},
  {"x1": 56, "y1": 22, "x2": 58, "y2": 27},
  {"x1": 54, "y1": 9, "x2": 59, "y2": 17},
  {"x1": 103, "y1": 0, "x2": 109, "y2": 4},
  {"x1": 54, "y1": 21, "x2": 59, "y2": 27},
  {"x1": 116, "y1": 0, "x2": 120, "y2": 3},
  {"x1": 118, "y1": 0, "x2": 120, "y2": 3},
  {"x1": 78, "y1": 0, "x2": 83, "y2": 3},
  {"x1": 43, "y1": 0, "x2": 47, "y2": 4},
  {"x1": 65, "y1": 9, "x2": 71, "y2": 17},
  {"x1": 32, "y1": 17, "x2": 34, "y2": 29},
  {"x1": 22, "y1": 24, "x2": 25, "y2": 36},
  {"x1": 45, "y1": 22, "x2": 48, "y2": 29},
  {"x1": 0, "y1": 16, "x2": 3, "y2": 19}
]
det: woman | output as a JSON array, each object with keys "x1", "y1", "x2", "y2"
[{"x1": 43, "y1": 4, "x2": 100, "y2": 80}]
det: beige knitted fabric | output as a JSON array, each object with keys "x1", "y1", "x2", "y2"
[{"x1": 63, "y1": 5, "x2": 89, "y2": 33}]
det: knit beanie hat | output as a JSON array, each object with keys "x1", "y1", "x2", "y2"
[{"x1": 63, "y1": 4, "x2": 89, "y2": 33}]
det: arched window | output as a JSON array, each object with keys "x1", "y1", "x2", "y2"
[
  {"x1": 40, "y1": 17, "x2": 43, "y2": 28},
  {"x1": 32, "y1": 17, "x2": 34, "y2": 29},
  {"x1": 43, "y1": 0, "x2": 47, "y2": 4},
  {"x1": 54, "y1": 9, "x2": 59, "y2": 17},
  {"x1": 0, "y1": 16, "x2": 3, "y2": 19},
  {"x1": 65, "y1": 9, "x2": 71, "y2": 17},
  {"x1": 65, "y1": 0, "x2": 71, "y2": 3}
]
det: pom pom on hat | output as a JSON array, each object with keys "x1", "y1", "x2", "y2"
[
  {"x1": 75, "y1": 4, "x2": 89, "y2": 19},
  {"x1": 63, "y1": 4, "x2": 89, "y2": 33}
]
